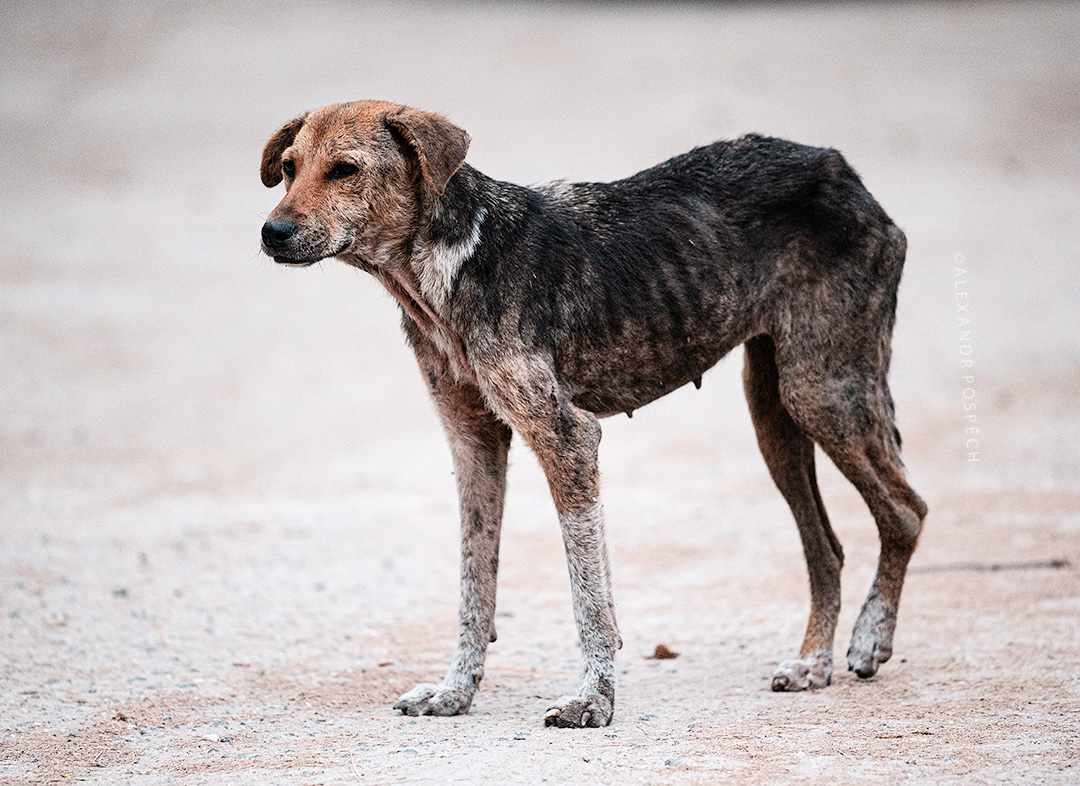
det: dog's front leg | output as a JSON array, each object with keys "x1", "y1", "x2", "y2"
[
  {"x1": 477, "y1": 358, "x2": 620, "y2": 728},
  {"x1": 394, "y1": 354, "x2": 511, "y2": 717},
  {"x1": 543, "y1": 499, "x2": 620, "y2": 728}
]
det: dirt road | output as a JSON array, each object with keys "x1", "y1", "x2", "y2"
[{"x1": 2, "y1": 1, "x2": 1078, "y2": 783}]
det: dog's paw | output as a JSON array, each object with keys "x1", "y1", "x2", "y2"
[
  {"x1": 847, "y1": 633, "x2": 894, "y2": 679},
  {"x1": 771, "y1": 649, "x2": 833, "y2": 691},
  {"x1": 543, "y1": 694, "x2": 613, "y2": 728},
  {"x1": 847, "y1": 595, "x2": 897, "y2": 678},
  {"x1": 393, "y1": 683, "x2": 473, "y2": 717}
]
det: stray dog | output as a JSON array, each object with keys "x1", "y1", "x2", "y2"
[{"x1": 259, "y1": 101, "x2": 927, "y2": 728}]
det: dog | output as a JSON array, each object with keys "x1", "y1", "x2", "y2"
[{"x1": 259, "y1": 100, "x2": 927, "y2": 728}]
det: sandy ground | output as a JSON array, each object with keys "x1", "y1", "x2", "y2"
[{"x1": 2, "y1": 1, "x2": 1079, "y2": 783}]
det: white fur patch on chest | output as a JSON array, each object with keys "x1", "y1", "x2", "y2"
[{"x1": 416, "y1": 207, "x2": 486, "y2": 312}]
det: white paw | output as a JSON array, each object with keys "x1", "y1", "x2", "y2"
[
  {"x1": 771, "y1": 650, "x2": 833, "y2": 691},
  {"x1": 543, "y1": 694, "x2": 613, "y2": 728},
  {"x1": 393, "y1": 683, "x2": 473, "y2": 716}
]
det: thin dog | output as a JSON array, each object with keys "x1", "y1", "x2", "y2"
[{"x1": 259, "y1": 101, "x2": 927, "y2": 728}]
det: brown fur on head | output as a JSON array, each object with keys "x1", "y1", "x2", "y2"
[{"x1": 260, "y1": 101, "x2": 471, "y2": 267}]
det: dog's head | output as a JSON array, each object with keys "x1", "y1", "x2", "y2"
[{"x1": 260, "y1": 101, "x2": 471, "y2": 267}]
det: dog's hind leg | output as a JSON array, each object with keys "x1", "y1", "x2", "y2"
[
  {"x1": 475, "y1": 354, "x2": 620, "y2": 728},
  {"x1": 839, "y1": 416, "x2": 927, "y2": 679},
  {"x1": 394, "y1": 346, "x2": 512, "y2": 717},
  {"x1": 774, "y1": 343, "x2": 927, "y2": 683},
  {"x1": 744, "y1": 335, "x2": 843, "y2": 691}
]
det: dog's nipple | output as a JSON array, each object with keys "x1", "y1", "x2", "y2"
[
  {"x1": 693, "y1": 376, "x2": 702, "y2": 390},
  {"x1": 625, "y1": 409, "x2": 634, "y2": 419}
]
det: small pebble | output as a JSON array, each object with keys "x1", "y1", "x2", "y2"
[{"x1": 647, "y1": 644, "x2": 679, "y2": 660}]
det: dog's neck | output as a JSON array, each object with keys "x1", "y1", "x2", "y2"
[
  {"x1": 353, "y1": 165, "x2": 488, "y2": 313},
  {"x1": 408, "y1": 165, "x2": 492, "y2": 315},
  {"x1": 411, "y1": 207, "x2": 486, "y2": 315},
  {"x1": 353, "y1": 166, "x2": 495, "y2": 381}
]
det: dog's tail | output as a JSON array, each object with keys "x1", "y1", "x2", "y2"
[{"x1": 878, "y1": 222, "x2": 908, "y2": 466}]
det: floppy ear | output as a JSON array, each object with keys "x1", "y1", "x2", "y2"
[
  {"x1": 385, "y1": 108, "x2": 471, "y2": 196},
  {"x1": 260, "y1": 113, "x2": 308, "y2": 187}
]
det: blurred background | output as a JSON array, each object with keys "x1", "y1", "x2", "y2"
[{"x1": 2, "y1": 1, "x2": 1078, "y2": 783}]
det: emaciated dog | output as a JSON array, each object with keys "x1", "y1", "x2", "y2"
[{"x1": 259, "y1": 101, "x2": 927, "y2": 728}]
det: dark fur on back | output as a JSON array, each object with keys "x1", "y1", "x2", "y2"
[{"x1": 431, "y1": 135, "x2": 898, "y2": 418}]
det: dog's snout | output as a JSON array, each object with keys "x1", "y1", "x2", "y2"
[{"x1": 262, "y1": 218, "x2": 298, "y2": 247}]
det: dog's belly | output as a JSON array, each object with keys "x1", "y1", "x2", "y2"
[{"x1": 560, "y1": 329, "x2": 745, "y2": 418}]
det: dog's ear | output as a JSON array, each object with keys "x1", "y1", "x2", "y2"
[
  {"x1": 385, "y1": 108, "x2": 471, "y2": 197},
  {"x1": 261, "y1": 113, "x2": 308, "y2": 187}
]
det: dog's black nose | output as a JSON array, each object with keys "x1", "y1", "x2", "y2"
[{"x1": 262, "y1": 219, "x2": 298, "y2": 247}]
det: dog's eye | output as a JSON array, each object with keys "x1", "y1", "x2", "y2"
[
  {"x1": 327, "y1": 162, "x2": 360, "y2": 180},
  {"x1": 282, "y1": 159, "x2": 296, "y2": 179}
]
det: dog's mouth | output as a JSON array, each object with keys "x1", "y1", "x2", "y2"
[
  {"x1": 268, "y1": 241, "x2": 351, "y2": 268},
  {"x1": 273, "y1": 255, "x2": 318, "y2": 267}
]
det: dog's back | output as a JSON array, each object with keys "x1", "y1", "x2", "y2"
[{"x1": 449, "y1": 135, "x2": 904, "y2": 418}]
